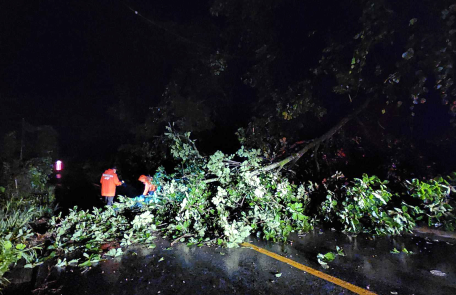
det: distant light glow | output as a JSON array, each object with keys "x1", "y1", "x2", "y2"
[
  {"x1": 56, "y1": 174, "x2": 62, "y2": 179},
  {"x1": 56, "y1": 160, "x2": 63, "y2": 171}
]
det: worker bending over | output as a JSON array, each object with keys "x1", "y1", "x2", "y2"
[{"x1": 138, "y1": 175, "x2": 157, "y2": 201}]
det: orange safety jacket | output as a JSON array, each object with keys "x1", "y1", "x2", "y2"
[
  {"x1": 138, "y1": 175, "x2": 157, "y2": 195},
  {"x1": 100, "y1": 169, "x2": 122, "y2": 197}
]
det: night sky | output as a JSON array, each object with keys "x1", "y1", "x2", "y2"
[
  {"x1": 0, "y1": 0, "x2": 210, "y2": 161},
  {"x1": 1, "y1": 0, "x2": 455, "y2": 175}
]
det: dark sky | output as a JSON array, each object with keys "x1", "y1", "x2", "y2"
[
  {"x1": 1, "y1": 0, "x2": 455, "y2": 173},
  {"x1": 0, "y1": 0, "x2": 209, "y2": 160}
]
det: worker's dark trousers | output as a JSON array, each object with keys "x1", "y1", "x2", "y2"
[{"x1": 104, "y1": 196, "x2": 114, "y2": 206}]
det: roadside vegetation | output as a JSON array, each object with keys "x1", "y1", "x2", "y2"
[
  {"x1": 0, "y1": 197, "x2": 50, "y2": 286},
  {"x1": 0, "y1": 157, "x2": 55, "y2": 289}
]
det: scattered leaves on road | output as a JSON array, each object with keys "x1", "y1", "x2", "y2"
[{"x1": 430, "y1": 270, "x2": 446, "y2": 276}]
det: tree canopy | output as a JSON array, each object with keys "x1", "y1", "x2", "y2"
[{"x1": 108, "y1": 0, "x2": 456, "y2": 182}]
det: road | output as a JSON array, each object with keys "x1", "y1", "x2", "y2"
[{"x1": 5, "y1": 228, "x2": 456, "y2": 295}]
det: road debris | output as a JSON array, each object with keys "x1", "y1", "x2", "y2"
[{"x1": 430, "y1": 270, "x2": 447, "y2": 277}]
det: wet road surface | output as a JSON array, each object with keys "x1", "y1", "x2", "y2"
[
  {"x1": 252, "y1": 229, "x2": 456, "y2": 295},
  {"x1": 5, "y1": 229, "x2": 456, "y2": 295}
]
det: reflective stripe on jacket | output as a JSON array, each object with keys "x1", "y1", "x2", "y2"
[{"x1": 100, "y1": 169, "x2": 122, "y2": 197}]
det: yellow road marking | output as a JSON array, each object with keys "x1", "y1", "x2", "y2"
[{"x1": 241, "y1": 242, "x2": 377, "y2": 295}]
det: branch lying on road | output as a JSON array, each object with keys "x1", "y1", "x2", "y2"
[
  {"x1": 171, "y1": 233, "x2": 193, "y2": 246},
  {"x1": 202, "y1": 97, "x2": 374, "y2": 183}
]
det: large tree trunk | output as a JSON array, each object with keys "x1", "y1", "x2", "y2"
[{"x1": 251, "y1": 97, "x2": 374, "y2": 176}]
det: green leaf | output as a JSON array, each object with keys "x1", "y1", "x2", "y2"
[
  {"x1": 4, "y1": 241, "x2": 12, "y2": 250},
  {"x1": 324, "y1": 252, "x2": 336, "y2": 262},
  {"x1": 390, "y1": 248, "x2": 400, "y2": 254},
  {"x1": 158, "y1": 257, "x2": 164, "y2": 262},
  {"x1": 79, "y1": 260, "x2": 92, "y2": 267},
  {"x1": 106, "y1": 249, "x2": 117, "y2": 257},
  {"x1": 16, "y1": 243, "x2": 26, "y2": 250},
  {"x1": 275, "y1": 273, "x2": 282, "y2": 278},
  {"x1": 336, "y1": 246, "x2": 345, "y2": 256},
  {"x1": 68, "y1": 259, "x2": 80, "y2": 265}
]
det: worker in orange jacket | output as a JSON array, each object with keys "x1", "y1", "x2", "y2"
[
  {"x1": 138, "y1": 175, "x2": 157, "y2": 203},
  {"x1": 100, "y1": 167, "x2": 123, "y2": 205},
  {"x1": 138, "y1": 175, "x2": 157, "y2": 196}
]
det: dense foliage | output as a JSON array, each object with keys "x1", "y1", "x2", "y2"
[
  {"x1": 319, "y1": 173, "x2": 455, "y2": 235},
  {"x1": 32, "y1": 130, "x2": 454, "y2": 276},
  {"x1": 0, "y1": 197, "x2": 53, "y2": 288},
  {"x1": 0, "y1": 152, "x2": 55, "y2": 288}
]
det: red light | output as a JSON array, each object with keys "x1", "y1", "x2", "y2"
[
  {"x1": 55, "y1": 160, "x2": 63, "y2": 171},
  {"x1": 56, "y1": 174, "x2": 62, "y2": 179}
]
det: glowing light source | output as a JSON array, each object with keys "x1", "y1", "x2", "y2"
[{"x1": 55, "y1": 160, "x2": 63, "y2": 171}]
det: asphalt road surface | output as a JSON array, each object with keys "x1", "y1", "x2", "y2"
[{"x1": 5, "y1": 229, "x2": 456, "y2": 295}]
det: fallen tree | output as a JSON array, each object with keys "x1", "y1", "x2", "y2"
[{"x1": 6, "y1": 128, "x2": 453, "y2": 280}]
